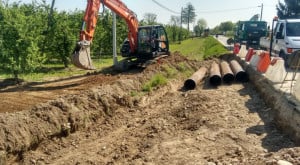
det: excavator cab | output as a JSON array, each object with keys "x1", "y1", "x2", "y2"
[
  {"x1": 121, "y1": 25, "x2": 169, "y2": 59},
  {"x1": 137, "y1": 25, "x2": 169, "y2": 58}
]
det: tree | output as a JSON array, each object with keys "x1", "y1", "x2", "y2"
[
  {"x1": 47, "y1": 11, "x2": 78, "y2": 67},
  {"x1": 182, "y1": 2, "x2": 196, "y2": 32},
  {"x1": 92, "y1": 10, "x2": 128, "y2": 57},
  {"x1": 0, "y1": 2, "x2": 47, "y2": 78},
  {"x1": 193, "y1": 18, "x2": 207, "y2": 37},
  {"x1": 219, "y1": 21, "x2": 234, "y2": 33},
  {"x1": 211, "y1": 21, "x2": 235, "y2": 36},
  {"x1": 143, "y1": 13, "x2": 157, "y2": 25},
  {"x1": 277, "y1": 1, "x2": 287, "y2": 18},
  {"x1": 277, "y1": 0, "x2": 300, "y2": 18},
  {"x1": 0, "y1": 0, "x2": 130, "y2": 79},
  {"x1": 169, "y1": 15, "x2": 181, "y2": 42}
]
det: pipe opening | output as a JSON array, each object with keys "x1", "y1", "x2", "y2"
[
  {"x1": 184, "y1": 79, "x2": 196, "y2": 90},
  {"x1": 222, "y1": 74, "x2": 234, "y2": 84},
  {"x1": 210, "y1": 75, "x2": 222, "y2": 86}
]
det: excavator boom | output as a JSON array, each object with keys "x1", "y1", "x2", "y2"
[{"x1": 71, "y1": 0, "x2": 139, "y2": 70}]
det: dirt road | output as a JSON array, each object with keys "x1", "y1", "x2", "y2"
[{"x1": 1, "y1": 53, "x2": 300, "y2": 164}]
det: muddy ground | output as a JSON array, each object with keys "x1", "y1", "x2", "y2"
[{"x1": 1, "y1": 53, "x2": 300, "y2": 164}]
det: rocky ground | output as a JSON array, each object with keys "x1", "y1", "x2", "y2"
[{"x1": 0, "y1": 53, "x2": 300, "y2": 165}]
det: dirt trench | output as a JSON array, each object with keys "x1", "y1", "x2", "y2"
[{"x1": 1, "y1": 53, "x2": 300, "y2": 164}]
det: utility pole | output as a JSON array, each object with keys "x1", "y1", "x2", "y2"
[
  {"x1": 179, "y1": 7, "x2": 183, "y2": 44},
  {"x1": 112, "y1": 12, "x2": 118, "y2": 66}
]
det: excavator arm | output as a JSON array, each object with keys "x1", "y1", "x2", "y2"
[{"x1": 72, "y1": 0, "x2": 139, "y2": 70}]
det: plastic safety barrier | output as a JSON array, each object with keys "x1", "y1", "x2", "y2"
[
  {"x1": 238, "y1": 45, "x2": 247, "y2": 58},
  {"x1": 233, "y1": 43, "x2": 240, "y2": 54},
  {"x1": 249, "y1": 50, "x2": 263, "y2": 69},
  {"x1": 257, "y1": 51, "x2": 271, "y2": 73},
  {"x1": 265, "y1": 57, "x2": 286, "y2": 83},
  {"x1": 294, "y1": 76, "x2": 300, "y2": 101},
  {"x1": 245, "y1": 48, "x2": 255, "y2": 62}
]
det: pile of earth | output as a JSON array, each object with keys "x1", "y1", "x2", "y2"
[{"x1": 0, "y1": 52, "x2": 299, "y2": 164}]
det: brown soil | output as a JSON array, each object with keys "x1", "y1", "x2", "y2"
[{"x1": 0, "y1": 53, "x2": 300, "y2": 164}]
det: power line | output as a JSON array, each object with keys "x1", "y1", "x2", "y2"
[
  {"x1": 151, "y1": 1, "x2": 263, "y2": 15},
  {"x1": 152, "y1": 0, "x2": 180, "y2": 15},
  {"x1": 197, "y1": 6, "x2": 260, "y2": 14},
  {"x1": 150, "y1": 1, "x2": 269, "y2": 21}
]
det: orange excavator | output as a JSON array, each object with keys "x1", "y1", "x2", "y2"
[{"x1": 72, "y1": 0, "x2": 169, "y2": 70}]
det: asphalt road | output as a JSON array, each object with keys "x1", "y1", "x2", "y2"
[{"x1": 214, "y1": 35, "x2": 234, "y2": 50}]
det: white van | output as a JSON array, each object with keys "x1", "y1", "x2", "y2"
[{"x1": 260, "y1": 18, "x2": 300, "y2": 60}]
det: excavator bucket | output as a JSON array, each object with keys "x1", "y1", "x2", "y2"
[{"x1": 71, "y1": 42, "x2": 95, "y2": 70}]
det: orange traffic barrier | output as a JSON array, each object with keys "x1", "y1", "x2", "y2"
[
  {"x1": 245, "y1": 48, "x2": 255, "y2": 62},
  {"x1": 257, "y1": 51, "x2": 271, "y2": 73},
  {"x1": 233, "y1": 43, "x2": 240, "y2": 54}
]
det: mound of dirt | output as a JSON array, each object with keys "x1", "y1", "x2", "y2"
[{"x1": 0, "y1": 53, "x2": 299, "y2": 164}]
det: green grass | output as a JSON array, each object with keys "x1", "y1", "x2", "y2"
[
  {"x1": 162, "y1": 65, "x2": 178, "y2": 79},
  {"x1": 0, "y1": 57, "x2": 115, "y2": 81},
  {"x1": 141, "y1": 63, "x2": 194, "y2": 93},
  {"x1": 203, "y1": 37, "x2": 229, "y2": 59},
  {"x1": 176, "y1": 62, "x2": 194, "y2": 78},
  {"x1": 170, "y1": 36, "x2": 229, "y2": 60},
  {"x1": 170, "y1": 38, "x2": 205, "y2": 60},
  {"x1": 142, "y1": 74, "x2": 168, "y2": 92},
  {"x1": 130, "y1": 90, "x2": 139, "y2": 97}
]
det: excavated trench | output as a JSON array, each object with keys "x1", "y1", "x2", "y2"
[{"x1": 1, "y1": 53, "x2": 300, "y2": 164}]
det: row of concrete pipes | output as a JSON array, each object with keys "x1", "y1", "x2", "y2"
[{"x1": 184, "y1": 60, "x2": 248, "y2": 90}]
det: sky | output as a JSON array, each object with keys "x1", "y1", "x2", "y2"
[{"x1": 16, "y1": 0, "x2": 278, "y2": 28}]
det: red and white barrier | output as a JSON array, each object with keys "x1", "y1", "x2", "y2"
[
  {"x1": 249, "y1": 50, "x2": 262, "y2": 69},
  {"x1": 245, "y1": 48, "x2": 255, "y2": 62},
  {"x1": 233, "y1": 43, "x2": 240, "y2": 54},
  {"x1": 257, "y1": 51, "x2": 271, "y2": 73},
  {"x1": 238, "y1": 45, "x2": 247, "y2": 58},
  {"x1": 265, "y1": 57, "x2": 286, "y2": 83}
]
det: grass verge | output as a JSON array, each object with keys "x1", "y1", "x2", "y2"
[
  {"x1": 141, "y1": 62, "x2": 194, "y2": 93},
  {"x1": 170, "y1": 36, "x2": 229, "y2": 60},
  {"x1": 0, "y1": 58, "x2": 114, "y2": 82}
]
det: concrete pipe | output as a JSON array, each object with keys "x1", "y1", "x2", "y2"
[
  {"x1": 230, "y1": 60, "x2": 249, "y2": 82},
  {"x1": 184, "y1": 67, "x2": 207, "y2": 90},
  {"x1": 209, "y1": 61, "x2": 222, "y2": 86},
  {"x1": 220, "y1": 61, "x2": 234, "y2": 84}
]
